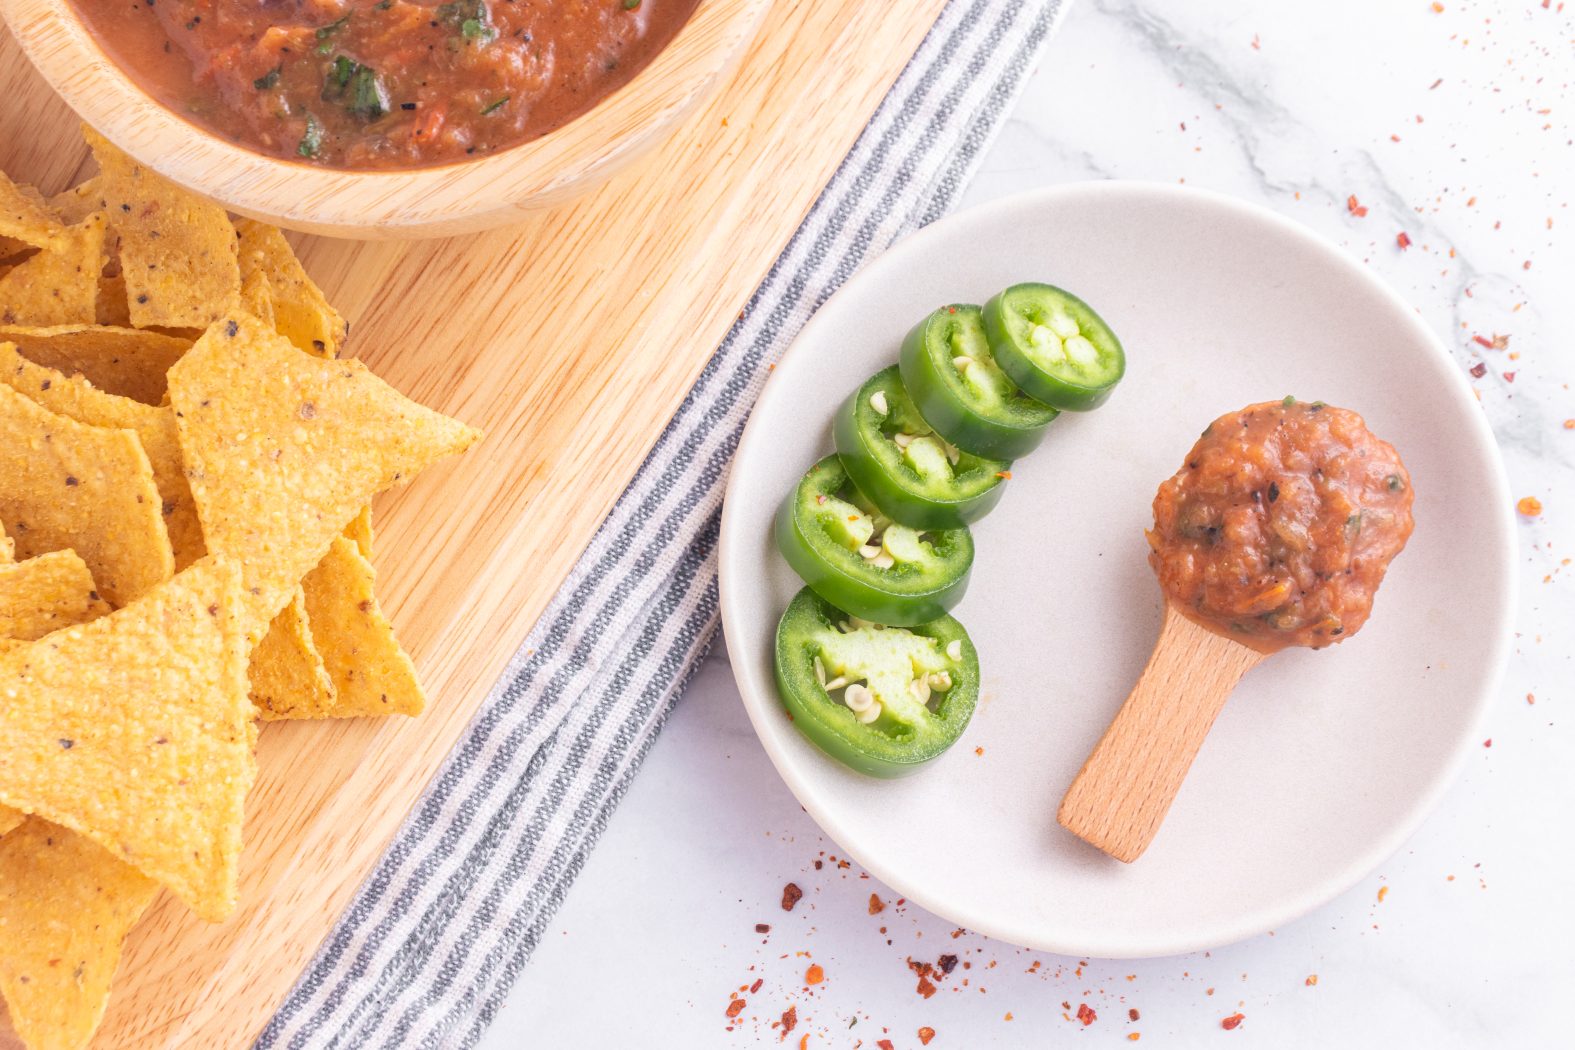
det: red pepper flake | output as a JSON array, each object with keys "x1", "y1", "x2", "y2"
[
  {"x1": 1483, "y1": 738, "x2": 1493, "y2": 748},
  {"x1": 756, "y1": 923, "x2": 771, "y2": 934},
  {"x1": 1345, "y1": 194, "x2": 1368, "y2": 218},
  {"x1": 1377, "y1": 885, "x2": 1389, "y2": 903},
  {"x1": 726, "y1": 999, "x2": 747, "y2": 1019},
  {"x1": 751, "y1": 978, "x2": 764, "y2": 994},
  {"x1": 1222, "y1": 1013, "x2": 1246, "y2": 1031},
  {"x1": 1305, "y1": 974, "x2": 1319, "y2": 986},
  {"x1": 780, "y1": 1005, "x2": 797, "y2": 1038},
  {"x1": 974, "y1": 746, "x2": 984, "y2": 756},
  {"x1": 1428, "y1": 78, "x2": 1443, "y2": 90},
  {"x1": 1077, "y1": 1003, "x2": 1097, "y2": 1026},
  {"x1": 1250, "y1": 33, "x2": 1260, "y2": 49},
  {"x1": 798, "y1": 1036, "x2": 809, "y2": 1050},
  {"x1": 1431, "y1": 1, "x2": 1443, "y2": 9},
  {"x1": 917, "y1": 975, "x2": 938, "y2": 999},
  {"x1": 1129, "y1": 1008, "x2": 1141, "y2": 1021},
  {"x1": 1517, "y1": 496, "x2": 1543, "y2": 517},
  {"x1": 938, "y1": 953, "x2": 959, "y2": 975},
  {"x1": 868, "y1": 893, "x2": 885, "y2": 915},
  {"x1": 1472, "y1": 335, "x2": 1494, "y2": 350},
  {"x1": 1004, "y1": 1012, "x2": 1014, "y2": 1021},
  {"x1": 878, "y1": 1041, "x2": 896, "y2": 1050},
  {"x1": 1396, "y1": 231, "x2": 1412, "y2": 250},
  {"x1": 1523, "y1": 260, "x2": 1532, "y2": 270},
  {"x1": 805, "y1": 963, "x2": 824, "y2": 986},
  {"x1": 1503, "y1": 371, "x2": 1516, "y2": 383},
  {"x1": 1565, "y1": 420, "x2": 1575, "y2": 430},
  {"x1": 918, "y1": 1027, "x2": 936, "y2": 1046},
  {"x1": 995, "y1": 471, "x2": 1012, "y2": 480},
  {"x1": 1128, "y1": 1036, "x2": 1142, "y2": 1043},
  {"x1": 1469, "y1": 362, "x2": 1486, "y2": 378},
  {"x1": 781, "y1": 883, "x2": 803, "y2": 911}
]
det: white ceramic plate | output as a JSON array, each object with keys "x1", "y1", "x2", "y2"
[{"x1": 717, "y1": 183, "x2": 1515, "y2": 958}]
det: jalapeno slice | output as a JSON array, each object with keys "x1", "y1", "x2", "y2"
[
  {"x1": 834, "y1": 366, "x2": 1010, "y2": 529},
  {"x1": 982, "y1": 283, "x2": 1125, "y2": 411},
  {"x1": 774, "y1": 586, "x2": 980, "y2": 778},
  {"x1": 776, "y1": 455, "x2": 973, "y2": 627},
  {"x1": 899, "y1": 304, "x2": 1059, "y2": 460}
]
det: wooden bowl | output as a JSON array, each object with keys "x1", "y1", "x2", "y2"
[{"x1": 0, "y1": 0, "x2": 768, "y2": 239}]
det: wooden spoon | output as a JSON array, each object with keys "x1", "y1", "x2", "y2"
[{"x1": 1057, "y1": 601, "x2": 1265, "y2": 863}]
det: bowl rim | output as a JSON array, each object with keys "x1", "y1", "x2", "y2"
[{"x1": 0, "y1": 0, "x2": 767, "y2": 237}]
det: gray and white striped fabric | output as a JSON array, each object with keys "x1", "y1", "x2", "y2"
[{"x1": 259, "y1": 1, "x2": 1066, "y2": 1045}]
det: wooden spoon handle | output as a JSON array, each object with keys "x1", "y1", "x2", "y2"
[{"x1": 1058, "y1": 602, "x2": 1265, "y2": 862}]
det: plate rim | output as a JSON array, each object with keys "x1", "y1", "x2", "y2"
[{"x1": 717, "y1": 180, "x2": 1517, "y2": 959}]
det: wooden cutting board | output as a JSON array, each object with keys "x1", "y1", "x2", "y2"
[{"x1": 0, "y1": 0, "x2": 951, "y2": 1045}]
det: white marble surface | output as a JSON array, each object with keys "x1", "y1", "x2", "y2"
[{"x1": 479, "y1": 1, "x2": 1574, "y2": 1046}]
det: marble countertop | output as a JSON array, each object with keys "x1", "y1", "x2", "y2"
[{"x1": 478, "y1": 1, "x2": 1573, "y2": 1045}]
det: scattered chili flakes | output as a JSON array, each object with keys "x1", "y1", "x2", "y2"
[
  {"x1": 1222, "y1": 1013, "x2": 1246, "y2": 1031},
  {"x1": 1469, "y1": 362, "x2": 1486, "y2": 378},
  {"x1": 995, "y1": 470, "x2": 1012, "y2": 480},
  {"x1": 805, "y1": 964, "x2": 824, "y2": 986},
  {"x1": 918, "y1": 1027, "x2": 936, "y2": 1046},
  {"x1": 780, "y1": 1005, "x2": 797, "y2": 1039},
  {"x1": 1564, "y1": 420, "x2": 1574, "y2": 430},
  {"x1": 869, "y1": 893, "x2": 885, "y2": 915},
  {"x1": 917, "y1": 975, "x2": 937, "y2": 999},
  {"x1": 1483, "y1": 738, "x2": 1493, "y2": 748},
  {"x1": 799, "y1": 1035, "x2": 809, "y2": 1050},
  {"x1": 1004, "y1": 1012, "x2": 1014, "y2": 1022},
  {"x1": 1377, "y1": 885, "x2": 1389, "y2": 903},
  {"x1": 781, "y1": 883, "x2": 803, "y2": 911},
  {"x1": 1431, "y1": 1, "x2": 1443, "y2": 10},
  {"x1": 1504, "y1": 371, "x2": 1516, "y2": 383},
  {"x1": 1129, "y1": 1008, "x2": 1141, "y2": 1021},
  {"x1": 1396, "y1": 231, "x2": 1412, "y2": 250},
  {"x1": 938, "y1": 954, "x2": 959, "y2": 975},
  {"x1": 1305, "y1": 974, "x2": 1319, "y2": 987},
  {"x1": 752, "y1": 978, "x2": 764, "y2": 994},
  {"x1": 1346, "y1": 194, "x2": 1368, "y2": 218},
  {"x1": 974, "y1": 746, "x2": 984, "y2": 756},
  {"x1": 878, "y1": 1041, "x2": 896, "y2": 1050},
  {"x1": 1077, "y1": 1004, "x2": 1097, "y2": 1026},
  {"x1": 756, "y1": 923, "x2": 771, "y2": 934},
  {"x1": 1517, "y1": 496, "x2": 1543, "y2": 517},
  {"x1": 727, "y1": 999, "x2": 747, "y2": 1019}
]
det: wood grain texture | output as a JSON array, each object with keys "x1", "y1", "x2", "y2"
[
  {"x1": 1058, "y1": 602, "x2": 1266, "y2": 863},
  {"x1": 0, "y1": 0, "x2": 771, "y2": 238},
  {"x1": 0, "y1": 0, "x2": 950, "y2": 1044}
]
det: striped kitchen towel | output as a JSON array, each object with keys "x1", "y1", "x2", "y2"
[{"x1": 259, "y1": 0, "x2": 1068, "y2": 1045}]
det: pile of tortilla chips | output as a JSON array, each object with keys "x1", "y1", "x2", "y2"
[{"x1": 0, "y1": 128, "x2": 479, "y2": 1050}]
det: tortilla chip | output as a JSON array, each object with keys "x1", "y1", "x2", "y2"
[
  {"x1": 235, "y1": 220, "x2": 345, "y2": 357},
  {"x1": 249, "y1": 588, "x2": 337, "y2": 721},
  {"x1": 44, "y1": 178, "x2": 102, "y2": 227},
  {"x1": 0, "y1": 544, "x2": 110, "y2": 859},
  {"x1": 241, "y1": 268, "x2": 274, "y2": 327},
  {"x1": 0, "y1": 819, "x2": 160, "y2": 1050},
  {"x1": 0, "y1": 383, "x2": 173, "y2": 606},
  {"x1": 0, "y1": 556, "x2": 253, "y2": 921},
  {"x1": 169, "y1": 314, "x2": 479, "y2": 640},
  {"x1": 0, "y1": 550, "x2": 109, "y2": 644},
  {"x1": 0, "y1": 213, "x2": 105, "y2": 327},
  {"x1": 301, "y1": 537, "x2": 423, "y2": 718},
  {"x1": 85, "y1": 129, "x2": 239, "y2": 329},
  {"x1": 344, "y1": 504, "x2": 374, "y2": 561},
  {"x1": 0, "y1": 343, "x2": 203, "y2": 571},
  {"x1": 0, "y1": 323, "x2": 190, "y2": 405},
  {"x1": 95, "y1": 271, "x2": 132, "y2": 327},
  {"x1": 1, "y1": 171, "x2": 68, "y2": 253}
]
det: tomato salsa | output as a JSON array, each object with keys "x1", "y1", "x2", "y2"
[
  {"x1": 69, "y1": 0, "x2": 699, "y2": 170},
  {"x1": 1148, "y1": 398, "x2": 1414, "y2": 653}
]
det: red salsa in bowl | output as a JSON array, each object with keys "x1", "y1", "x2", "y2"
[{"x1": 68, "y1": 0, "x2": 699, "y2": 170}]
